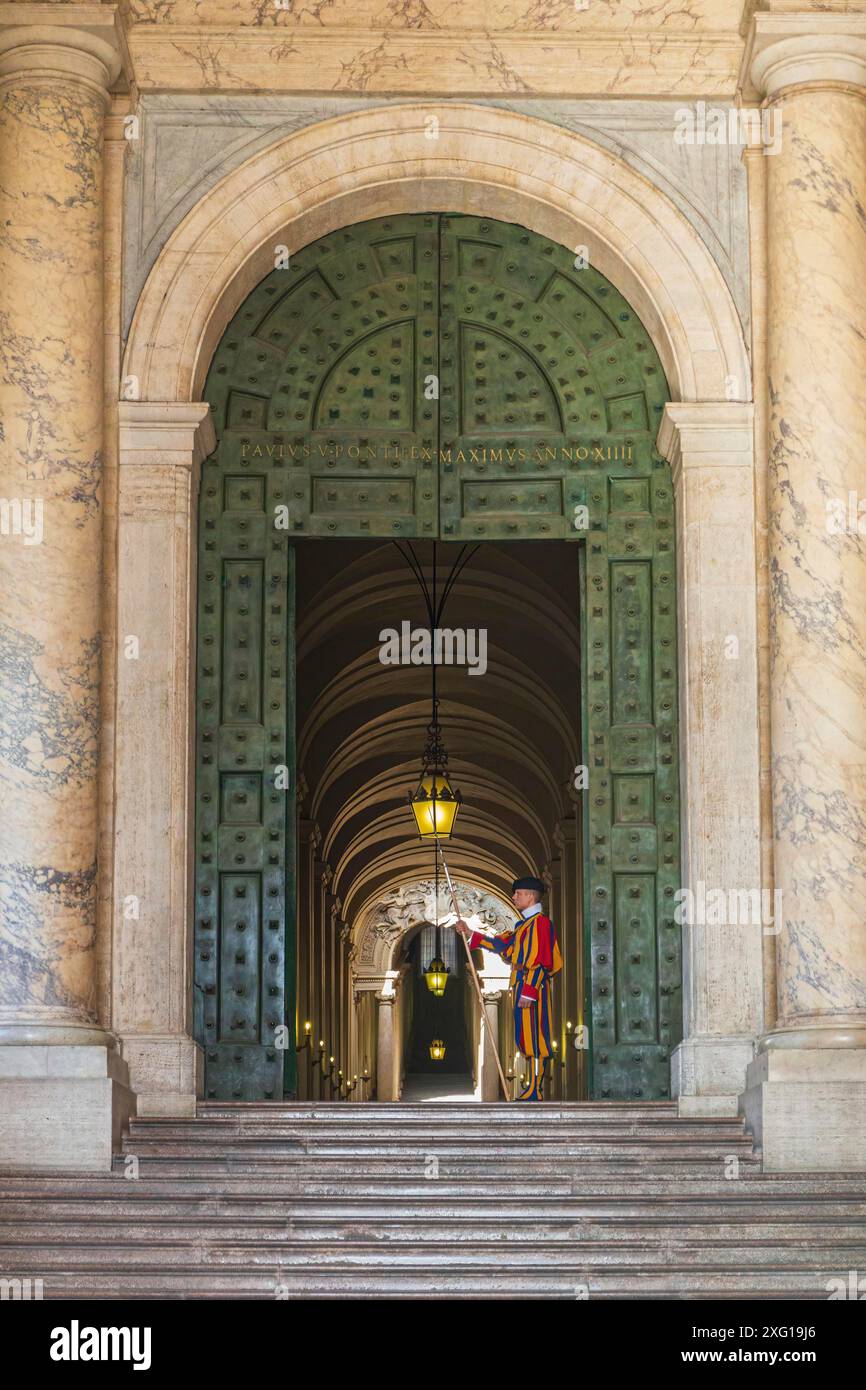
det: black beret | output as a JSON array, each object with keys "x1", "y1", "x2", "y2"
[{"x1": 511, "y1": 875, "x2": 545, "y2": 894}]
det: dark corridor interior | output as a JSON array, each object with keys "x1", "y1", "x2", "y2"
[{"x1": 294, "y1": 538, "x2": 583, "y2": 1100}]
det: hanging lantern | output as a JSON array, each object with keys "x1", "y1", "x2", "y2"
[
  {"x1": 424, "y1": 955, "x2": 449, "y2": 997},
  {"x1": 409, "y1": 770, "x2": 461, "y2": 839},
  {"x1": 393, "y1": 541, "x2": 472, "y2": 842},
  {"x1": 408, "y1": 719, "x2": 462, "y2": 840},
  {"x1": 429, "y1": 1039, "x2": 447, "y2": 1062}
]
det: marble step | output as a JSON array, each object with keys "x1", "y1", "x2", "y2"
[
  {"x1": 138, "y1": 1106, "x2": 736, "y2": 1125},
  {"x1": 5, "y1": 1173, "x2": 861, "y2": 1206},
  {"x1": 114, "y1": 1155, "x2": 762, "y2": 1177},
  {"x1": 9, "y1": 1170, "x2": 779, "y2": 1189},
  {"x1": 117, "y1": 1145, "x2": 759, "y2": 1165},
  {"x1": 4, "y1": 1192, "x2": 864, "y2": 1219},
  {"x1": 1, "y1": 1266, "x2": 839, "y2": 1299},
  {"x1": 1, "y1": 1239, "x2": 861, "y2": 1272},
  {"x1": 113, "y1": 1154, "x2": 760, "y2": 1174},
  {"x1": 3, "y1": 1212, "x2": 861, "y2": 1245},
  {"x1": 118, "y1": 1128, "x2": 756, "y2": 1150},
  {"x1": 127, "y1": 1121, "x2": 753, "y2": 1143},
  {"x1": 104, "y1": 1162, "x2": 766, "y2": 1184},
  {"x1": 195, "y1": 1101, "x2": 682, "y2": 1118}
]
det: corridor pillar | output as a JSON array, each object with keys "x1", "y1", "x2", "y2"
[
  {"x1": 743, "y1": 17, "x2": 866, "y2": 1167},
  {"x1": 0, "y1": 15, "x2": 132, "y2": 1167}
]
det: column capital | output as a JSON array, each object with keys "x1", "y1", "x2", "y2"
[
  {"x1": 0, "y1": 10, "x2": 124, "y2": 97},
  {"x1": 118, "y1": 401, "x2": 216, "y2": 471},
  {"x1": 657, "y1": 401, "x2": 755, "y2": 492},
  {"x1": 354, "y1": 968, "x2": 403, "y2": 995},
  {"x1": 743, "y1": 14, "x2": 866, "y2": 99},
  {"x1": 298, "y1": 817, "x2": 322, "y2": 848},
  {"x1": 554, "y1": 816, "x2": 578, "y2": 849}
]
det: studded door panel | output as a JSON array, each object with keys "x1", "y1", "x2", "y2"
[
  {"x1": 205, "y1": 216, "x2": 440, "y2": 540},
  {"x1": 438, "y1": 214, "x2": 663, "y2": 542},
  {"x1": 197, "y1": 218, "x2": 439, "y2": 1099},
  {"x1": 581, "y1": 471, "x2": 681, "y2": 1100}
]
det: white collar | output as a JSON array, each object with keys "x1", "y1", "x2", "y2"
[{"x1": 519, "y1": 902, "x2": 543, "y2": 921}]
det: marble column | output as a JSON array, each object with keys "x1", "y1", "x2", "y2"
[
  {"x1": 97, "y1": 98, "x2": 129, "y2": 1028},
  {"x1": 375, "y1": 992, "x2": 398, "y2": 1102},
  {"x1": 657, "y1": 402, "x2": 764, "y2": 1116},
  {"x1": 326, "y1": 890, "x2": 340, "y2": 1085},
  {"x1": 742, "y1": 20, "x2": 866, "y2": 1168},
  {"x1": 313, "y1": 860, "x2": 331, "y2": 1100},
  {"x1": 543, "y1": 857, "x2": 563, "y2": 1086},
  {"x1": 480, "y1": 990, "x2": 503, "y2": 1102},
  {"x1": 354, "y1": 970, "x2": 399, "y2": 1102},
  {"x1": 0, "y1": 18, "x2": 133, "y2": 1168},
  {"x1": 554, "y1": 818, "x2": 583, "y2": 1099},
  {"x1": 296, "y1": 816, "x2": 319, "y2": 1100},
  {"x1": 113, "y1": 402, "x2": 214, "y2": 1116}
]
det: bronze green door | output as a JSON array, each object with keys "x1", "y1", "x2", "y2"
[
  {"x1": 435, "y1": 215, "x2": 681, "y2": 1100},
  {"x1": 196, "y1": 212, "x2": 682, "y2": 1101}
]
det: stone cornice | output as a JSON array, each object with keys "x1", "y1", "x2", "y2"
[
  {"x1": 118, "y1": 401, "x2": 216, "y2": 470},
  {"x1": 657, "y1": 401, "x2": 755, "y2": 495},
  {"x1": 122, "y1": 26, "x2": 743, "y2": 98},
  {"x1": 741, "y1": 12, "x2": 866, "y2": 100}
]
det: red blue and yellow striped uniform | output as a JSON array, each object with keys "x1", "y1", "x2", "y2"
[{"x1": 469, "y1": 912, "x2": 562, "y2": 1094}]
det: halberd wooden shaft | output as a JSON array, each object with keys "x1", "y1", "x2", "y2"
[{"x1": 436, "y1": 840, "x2": 511, "y2": 1102}]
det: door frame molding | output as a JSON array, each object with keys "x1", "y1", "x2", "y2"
[{"x1": 115, "y1": 103, "x2": 762, "y2": 1117}]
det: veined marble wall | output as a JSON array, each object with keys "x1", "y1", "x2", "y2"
[{"x1": 121, "y1": 95, "x2": 751, "y2": 344}]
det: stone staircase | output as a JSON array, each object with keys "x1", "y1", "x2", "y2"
[{"x1": 1, "y1": 1101, "x2": 865, "y2": 1298}]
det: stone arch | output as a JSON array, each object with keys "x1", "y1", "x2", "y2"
[
  {"x1": 352, "y1": 877, "x2": 515, "y2": 975},
  {"x1": 123, "y1": 103, "x2": 750, "y2": 407}
]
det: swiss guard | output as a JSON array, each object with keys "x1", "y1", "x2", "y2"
[{"x1": 456, "y1": 875, "x2": 562, "y2": 1101}]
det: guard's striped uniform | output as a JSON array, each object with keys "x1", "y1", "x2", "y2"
[{"x1": 469, "y1": 911, "x2": 562, "y2": 1100}]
